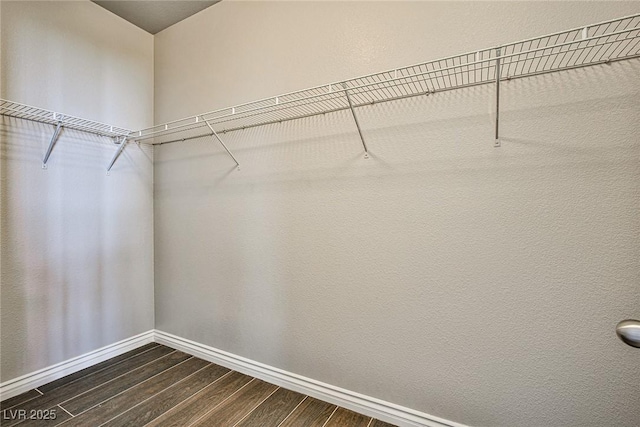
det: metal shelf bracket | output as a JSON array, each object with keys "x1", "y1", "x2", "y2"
[
  {"x1": 107, "y1": 136, "x2": 128, "y2": 174},
  {"x1": 494, "y1": 48, "x2": 501, "y2": 148},
  {"x1": 42, "y1": 119, "x2": 63, "y2": 169},
  {"x1": 201, "y1": 115, "x2": 240, "y2": 170},
  {"x1": 343, "y1": 84, "x2": 369, "y2": 159}
]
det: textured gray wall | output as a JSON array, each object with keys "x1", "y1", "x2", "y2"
[
  {"x1": 153, "y1": 2, "x2": 640, "y2": 427},
  {"x1": 1, "y1": 1, "x2": 154, "y2": 382}
]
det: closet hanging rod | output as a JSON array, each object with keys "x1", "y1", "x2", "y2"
[{"x1": 134, "y1": 13, "x2": 640, "y2": 146}]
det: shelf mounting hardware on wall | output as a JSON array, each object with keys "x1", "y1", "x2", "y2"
[
  {"x1": 132, "y1": 13, "x2": 639, "y2": 151},
  {"x1": 342, "y1": 83, "x2": 369, "y2": 159},
  {"x1": 200, "y1": 115, "x2": 241, "y2": 170},
  {"x1": 42, "y1": 117, "x2": 63, "y2": 169},
  {"x1": 107, "y1": 136, "x2": 129, "y2": 174},
  {"x1": 0, "y1": 99, "x2": 133, "y2": 171}
]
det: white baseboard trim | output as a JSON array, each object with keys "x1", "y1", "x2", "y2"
[
  {"x1": 0, "y1": 330, "x2": 154, "y2": 401},
  {"x1": 154, "y1": 330, "x2": 468, "y2": 427}
]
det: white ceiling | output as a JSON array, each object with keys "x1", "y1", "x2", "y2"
[{"x1": 92, "y1": 1, "x2": 220, "y2": 34}]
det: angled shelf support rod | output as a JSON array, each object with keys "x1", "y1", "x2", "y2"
[
  {"x1": 200, "y1": 115, "x2": 240, "y2": 170},
  {"x1": 495, "y1": 48, "x2": 501, "y2": 148},
  {"x1": 342, "y1": 84, "x2": 369, "y2": 159},
  {"x1": 42, "y1": 118, "x2": 63, "y2": 169},
  {"x1": 107, "y1": 136, "x2": 128, "y2": 173}
]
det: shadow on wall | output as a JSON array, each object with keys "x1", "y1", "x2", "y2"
[
  {"x1": 152, "y1": 57, "x2": 640, "y2": 425},
  {"x1": 0, "y1": 116, "x2": 153, "y2": 382},
  {"x1": 154, "y1": 60, "x2": 640, "y2": 195}
]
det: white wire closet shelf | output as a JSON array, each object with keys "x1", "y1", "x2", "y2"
[
  {"x1": 134, "y1": 13, "x2": 640, "y2": 156},
  {"x1": 0, "y1": 99, "x2": 132, "y2": 171},
  {"x1": 1, "y1": 14, "x2": 639, "y2": 171},
  {"x1": 0, "y1": 100, "x2": 131, "y2": 138}
]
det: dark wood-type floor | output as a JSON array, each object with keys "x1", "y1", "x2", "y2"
[{"x1": 1, "y1": 343, "x2": 396, "y2": 427}]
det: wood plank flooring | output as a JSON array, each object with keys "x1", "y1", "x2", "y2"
[{"x1": 1, "y1": 344, "x2": 397, "y2": 427}]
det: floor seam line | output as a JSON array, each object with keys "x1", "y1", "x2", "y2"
[
  {"x1": 321, "y1": 405, "x2": 339, "y2": 427},
  {"x1": 94, "y1": 361, "x2": 214, "y2": 427},
  {"x1": 60, "y1": 354, "x2": 192, "y2": 418},
  {"x1": 0, "y1": 394, "x2": 42, "y2": 412},
  {"x1": 231, "y1": 386, "x2": 280, "y2": 427},
  {"x1": 139, "y1": 369, "x2": 235, "y2": 427},
  {"x1": 6, "y1": 357, "x2": 186, "y2": 427},
  {"x1": 40, "y1": 344, "x2": 161, "y2": 395},
  {"x1": 183, "y1": 377, "x2": 256, "y2": 427},
  {"x1": 58, "y1": 404, "x2": 75, "y2": 417},
  {"x1": 275, "y1": 395, "x2": 308, "y2": 427},
  {"x1": 56, "y1": 350, "x2": 180, "y2": 410}
]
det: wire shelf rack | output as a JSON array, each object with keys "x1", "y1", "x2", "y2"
[
  {"x1": 0, "y1": 99, "x2": 131, "y2": 138},
  {"x1": 0, "y1": 99, "x2": 133, "y2": 171},
  {"x1": 134, "y1": 13, "x2": 640, "y2": 147},
  {"x1": 2, "y1": 14, "x2": 639, "y2": 170}
]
